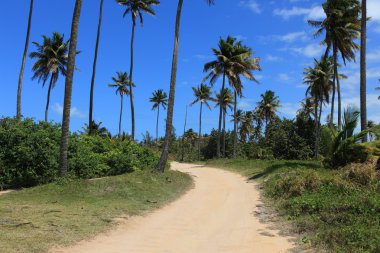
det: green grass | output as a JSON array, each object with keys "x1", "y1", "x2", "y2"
[
  {"x1": 0, "y1": 169, "x2": 192, "y2": 253},
  {"x1": 205, "y1": 159, "x2": 380, "y2": 253}
]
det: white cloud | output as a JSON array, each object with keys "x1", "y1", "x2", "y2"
[
  {"x1": 266, "y1": 55, "x2": 284, "y2": 62},
  {"x1": 367, "y1": 48, "x2": 380, "y2": 62},
  {"x1": 280, "y1": 31, "x2": 308, "y2": 43},
  {"x1": 285, "y1": 43, "x2": 324, "y2": 58},
  {"x1": 237, "y1": 99, "x2": 254, "y2": 110},
  {"x1": 273, "y1": 6, "x2": 324, "y2": 20},
  {"x1": 234, "y1": 34, "x2": 247, "y2": 41},
  {"x1": 239, "y1": 0, "x2": 262, "y2": 14},
  {"x1": 280, "y1": 102, "x2": 299, "y2": 118},
  {"x1": 52, "y1": 103, "x2": 86, "y2": 119},
  {"x1": 278, "y1": 73, "x2": 291, "y2": 81},
  {"x1": 368, "y1": 0, "x2": 380, "y2": 22}
]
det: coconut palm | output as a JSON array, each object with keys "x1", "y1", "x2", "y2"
[
  {"x1": 239, "y1": 111, "x2": 254, "y2": 143},
  {"x1": 116, "y1": 0, "x2": 160, "y2": 141},
  {"x1": 190, "y1": 84, "x2": 214, "y2": 160},
  {"x1": 59, "y1": 0, "x2": 82, "y2": 177},
  {"x1": 215, "y1": 88, "x2": 234, "y2": 157},
  {"x1": 81, "y1": 120, "x2": 111, "y2": 138},
  {"x1": 304, "y1": 57, "x2": 333, "y2": 158},
  {"x1": 17, "y1": 0, "x2": 34, "y2": 119},
  {"x1": 376, "y1": 80, "x2": 380, "y2": 100},
  {"x1": 29, "y1": 32, "x2": 69, "y2": 122},
  {"x1": 360, "y1": 0, "x2": 367, "y2": 141},
  {"x1": 308, "y1": 0, "x2": 361, "y2": 129},
  {"x1": 297, "y1": 97, "x2": 315, "y2": 120},
  {"x1": 256, "y1": 90, "x2": 280, "y2": 126},
  {"x1": 89, "y1": 0, "x2": 105, "y2": 135},
  {"x1": 155, "y1": 0, "x2": 215, "y2": 172},
  {"x1": 108, "y1": 72, "x2": 132, "y2": 138},
  {"x1": 150, "y1": 89, "x2": 168, "y2": 141}
]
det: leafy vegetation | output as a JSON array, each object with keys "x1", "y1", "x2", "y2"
[{"x1": 204, "y1": 159, "x2": 380, "y2": 253}]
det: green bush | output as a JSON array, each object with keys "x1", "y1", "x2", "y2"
[{"x1": 0, "y1": 118, "x2": 160, "y2": 189}]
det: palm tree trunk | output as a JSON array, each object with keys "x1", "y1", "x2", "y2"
[
  {"x1": 181, "y1": 105, "x2": 187, "y2": 162},
  {"x1": 233, "y1": 91, "x2": 237, "y2": 158},
  {"x1": 330, "y1": 65, "x2": 336, "y2": 126},
  {"x1": 336, "y1": 58, "x2": 342, "y2": 131},
  {"x1": 314, "y1": 96, "x2": 319, "y2": 159},
  {"x1": 317, "y1": 100, "x2": 323, "y2": 159},
  {"x1": 217, "y1": 72, "x2": 226, "y2": 158},
  {"x1": 59, "y1": 0, "x2": 82, "y2": 177},
  {"x1": 89, "y1": 0, "x2": 104, "y2": 135},
  {"x1": 198, "y1": 102, "x2": 203, "y2": 161},
  {"x1": 129, "y1": 18, "x2": 136, "y2": 141},
  {"x1": 222, "y1": 109, "x2": 226, "y2": 157},
  {"x1": 119, "y1": 95, "x2": 123, "y2": 138},
  {"x1": 156, "y1": 106, "x2": 160, "y2": 141},
  {"x1": 17, "y1": 0, "x2": 34, "y2": 119},
  {"x1": 360, "y1": 0, "x2": 367, "y2": 142},
  {"x1": 155, "y1": 0, "x2": 183, "y2": 172},
  {"x1": 45, "y1": 76, "x2": 54, "y2": 122}
]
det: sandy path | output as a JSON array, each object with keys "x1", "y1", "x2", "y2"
[
  {"x1": 0, "y1": 190, "x2": 15, "y2": 196},
  {"x1": 52, "y1": 162, "x2": 295, "y2": 253}
]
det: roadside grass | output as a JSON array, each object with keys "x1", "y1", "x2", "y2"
[
  {"x1": 0, "y1": 169, "x2": 192, "y2": 253},
  {"x1": 205, "y1": 159, "x2": 380, "y2": 253}
]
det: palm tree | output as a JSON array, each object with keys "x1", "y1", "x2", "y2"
[
  {"x1": 215, "y1": 88, "x2": 233, "y2": 157},
  {"x1": 360, "y1": 0, "x2": 367, "y2": 141},
  {"x1": 239, "y1": 111, "x2": 254, "y2": 143},
  {"x1": 59, "y1": 0, "x2": 82, "y2": 177},
  {"x1": 155, "y1": 0, "x2": 215, "y2": 172},
  {"x1": 297, "y1": 97, "x2": 315, "y2": 120},
  {"x1": 309, "y1": 0, "x2": 361, "y2": 130},
  {"x1": 116, "y1": 0, "x2": 160, "y2": 141},
  {"x1": 190, "y1": 84, "x2": 214, "y2": 160},
  {"x1": 304, "y1": 57, "x2": 333, "y2": 159},
  {"x1": 17, "y1": 0, "x2": 34, "y2": 119},
  {"x1": 81, "y1": 120, "x2": 111, "y2": 137},
  {"x1": 108, "y1": 72, "x2": 131, "y2": 138},
  {"x1": 89, "y1": 0, "x2": 105, "y2": 135},
  {"x1": 150, "y1": 89, "x2": 168, "y2": 141},
  {"x1": 29, "y1": 32, "x2": 69, "y2": 122},
  {"x1": 256, "y1": 90, "x2": 280, "y2": 126},
  {"x1": 376, "y1": 79, "x2": 380, "y2": 100}
]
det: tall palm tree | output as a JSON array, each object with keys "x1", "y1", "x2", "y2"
[
  {"x1": 155, "y1": 0, "x2": 215, "y2": 172},
  {"x1": 309, "y1": 0, "x2": 361, "y2": 130},
  {"x1": 304, "y1": 57, "x2": 333, "y2": 159},
  {"x1": 150, "y1": 89, "x2": 168, "y2": 141},
  {"x1": 190, "y1": 84, "x2": 214, "y2": 160},
  {"x1": 17, "y1": 0, "x2": 34, "y2": 119},
  {"x1": 297, "y1": 97, "x2": 315, "y2": 120},
  {"x1": 109, "y1": 72, "x2": 132, "y2": 138},
  {"x1": 215, "y1": 88, "x2": 234, "y2": 157},
  {"x1": 89, "y1": 0, "x2": 105, "y2": 135},
  {"x1": 360, "y1": 0, "x2": 367, "y2": 141},
  {"x1": 116, "y1": 0, "x2": 160, "y2": 141},
  {"x1": 29, "y1": 32, "x2": 69, "y2": 122},
  {"x1": 59, "y1": 0, "x2": 82, "y2": 177},
  {"x1": 376, "y1": 79, "x2": 380, "y2": 100},
  {"x1": 256, "y1": 90, "x2": 280, "y2": 126},
  {"x1": 239, "y1": 111, "x2": 254, "y2": 143}
]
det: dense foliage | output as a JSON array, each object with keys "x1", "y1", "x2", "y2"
[{"x1": 0, "y1": 118, "x2": 159, "y2": 189}]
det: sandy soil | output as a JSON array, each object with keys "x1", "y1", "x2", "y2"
[
  {"x1": 0, "y1": 190, "x2": 14, "y2": 196},
  {"x1": 51, "y1": 162, "x2": 295, "y2": 253}
]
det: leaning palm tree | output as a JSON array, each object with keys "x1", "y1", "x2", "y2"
[
  {"x1": 150, "y1": 89, "x2": 168, "y2": 141},
  {"x1": 304, "y1": 57, "x2": 333, "y2": 159},
  {"x1": 59, "y1": 0, "x2": 82, "y2": 177},
  {"x1": 89, "y1": 0, "x2": 105, "y2": 135},
  {"x1": 308, "y1": 0, "x2": 360, "y2": 129},
  {"x1": 215, "y1": 88, "x2": 234, "y2": 157},
  {"x1": 17, "y1": 0, "x2": 34, "y2": 119},
  {"x1": 29, "y1": 32, "x2": 69, "y2": 122},
  {"x1": 190, "y1": 84, "x2": 214, "y2": 160},
  {"x1": 109, "y1": 72, "x2": 131, "y2": 138},
  {"x1": 256, "y1": 90, "x2": 280, "y2": 126},
  {"x1": 116, "y1": 0, "x2": 160, "y2": 141},
  {"x1": 155, "y1": 0, "x2": 215, "y2": 172},
  {"x1": 360, "y1": 0, "x2": 367, "y2": 141}
]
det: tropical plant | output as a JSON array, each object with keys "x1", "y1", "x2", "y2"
[
  {"x1": 155, "y1": 0, "x2": 215, "y2": 172},
  {"x1": 256, "y1": 90, "x2": 280, "y2": 126},
  {"x1": 17, "y1": 0, "x2": 34, "y2": 119},
  {"x1": 360, "y1": 0, "x2": 367, "y2": 141},
  {"x1": 190, "y1": 84, "x2": 214, "y2": 160},
  {"x1": 376, "y1": 79, "x2": 380, "y2": 100},
  {"x1": 309, "y1": 0, "x2": 361, "y2": 129},
  {"x1": 304, "y1": 57, "x2": 333, "y2": 158},
  {"x1": 108, "y1": 72, "x2": 132, "y2": 138},
  {"x1": 215, "y1": 88, "x2": 234, "y2": 156},
  {"x1": 150, "y1": 89, "x2": 168, "y2": 141},
  {"x1": 297, "y1": 97, "x2": 315, "y2": 120},
  {"x1": 116, "y1": 0, "x2": 160, "y2": 141},
  {"x1": 29, "y1": 32, "x2": 69, "y2": 122},
  {"x1": 81, "y1": 120, "x2": 111, "y2": 138},
  {"x1": 59, "y1": 0, "x2": 82, "y2": 177},
  {"x1": 327, "y1": 106, "x2": 369, "y2": 168},
  {"x1": 239, "y1": 111, "x2": 254, "y2": 143},
  {"x1": 89, "y1": 0, "x2": 105, "y2": 135}
]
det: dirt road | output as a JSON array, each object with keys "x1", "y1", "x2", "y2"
[{"x1": 52, "y1": 162, "x2": 295, "y2": 253}]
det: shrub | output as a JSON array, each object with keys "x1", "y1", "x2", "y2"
[{"x1": 341, "y1": 162, "x2": 377, "y2": 186}]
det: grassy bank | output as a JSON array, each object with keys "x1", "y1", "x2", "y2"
[
  {"x1": 0, "y1": 169, "x2": 192, "y2": 253},
  {"x1": 205, "y1": 159, "x2": 380, "y2": 253}
]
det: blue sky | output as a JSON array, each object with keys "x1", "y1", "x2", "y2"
[{"x1": 1, "y1": 0, "x2": 379, "y2": 139}]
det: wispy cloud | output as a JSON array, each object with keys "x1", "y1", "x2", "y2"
[
  {"x1": 52, "y1": 103, "x2": 86, "y2": 119},
  {"x1": 367, "y1": 48, "x2": 380, "y2": 62},
  {"x1": 273, "y1": 6, "x2": 324, "y2": 20},
  {"x1": 284, "y1": 43, "x2": 324, "y2": 58},
  {"x1": 239, "y1": 0, "x2": 262, "y2": 14},
  {"x1": 278, "y1": 73, "x2": 291, "y2": 82},
  {"x1": 266, "y1": 55, "x2": 284, "y2": 62},
  {"x1": 280, "y1": 102, "x2": 299, "y2": 118},
  {"x1": 195, "y1": 54, "x2": 213, "y2": 60}
]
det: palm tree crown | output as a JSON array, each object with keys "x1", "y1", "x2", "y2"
[
  {"x1": 257, "y1": 90, "x2": 280, "y2": 125},
  {"x1": 215, "y1": 88, "x2": 234, "y2": 113},
  {"x1": 108, "y1": 72, "x2": 133, "y2": 96},
  {"x1": 150, "y1": 89, "x2": 168, "y2": 110},
  {"x1": 116, "y1": 0, "x2": 159, "y2": 24},
  {"x1": 190, "y1": 84, "x2": 214, "y2": 109}
]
